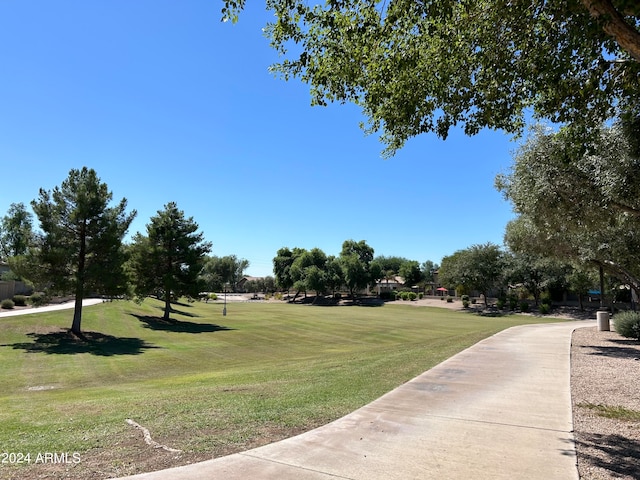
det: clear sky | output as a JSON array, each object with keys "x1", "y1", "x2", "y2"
[{"x1": 0, "y1": 1, "x2": 517, "y2": 277}]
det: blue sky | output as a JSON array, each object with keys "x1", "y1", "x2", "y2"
[{"x1": 0, "y1": 1, "x2": 517, "y2": 277}]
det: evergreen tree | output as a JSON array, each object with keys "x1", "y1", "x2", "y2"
[{"x1": 31, "y1": 167, "x2": 136, "y2": 334}]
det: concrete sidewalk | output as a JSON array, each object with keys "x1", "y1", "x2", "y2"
[
  {"x1": 115, "y1": 320, "x2": 593, "y2": 480},
  {"x1": 0, "y1": 298, "x2": 104, "y2": 317}
]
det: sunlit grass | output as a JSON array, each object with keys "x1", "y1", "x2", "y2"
[
  {"x1": 579, "y1": 402, "x2": 640, "y2": 421},
  {"x1": 0, "y1": 299, "x2": 561, "y2": 474}
]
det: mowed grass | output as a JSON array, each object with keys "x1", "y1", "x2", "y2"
[{"x1": 0, "y1": 299, "x2": 561, "y2": 477}]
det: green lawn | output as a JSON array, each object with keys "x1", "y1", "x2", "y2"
[{"x1": 0, "y1": 299, "x2": 561, "y2": 478}]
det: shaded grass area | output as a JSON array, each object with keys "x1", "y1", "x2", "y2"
[{"x1": 0, "y1": 299, "x2": 562, "y2": 478}]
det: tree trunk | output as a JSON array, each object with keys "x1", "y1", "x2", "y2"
[
  {"x1": 71, "y1": 294, "x2": 83, "y2": 334},
  {"x1": 164, "y1": 293, "x2": 171, "y2": 320},
  {"x1": 599, "y1": 265, "x2": 606, "y2": 310},
  {"x1": 71, "y1": 221, "x2": 87, "y2": 335},
  {"x1": 578, "y1": 293, "x2": 584, "y2": 311}
]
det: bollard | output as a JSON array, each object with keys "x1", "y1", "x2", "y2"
[{"x1": 597, "y1": 310, "x2": 610, "y2": 331}]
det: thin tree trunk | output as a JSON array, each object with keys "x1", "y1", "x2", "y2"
[
  {"x1": 71, "y1": 222, "x2": 86, "y2": 334},
  {"x1": 71, "y1": 294, "x2": 83, "y2": 334},
  {"x1": 164, "y1": 293, "x2": 171, "y2": 320}
]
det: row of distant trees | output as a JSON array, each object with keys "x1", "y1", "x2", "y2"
[
  {"x1": 0, "y1": 167, "x2": 249, "y2": 333},
  {"x1": 437, "y1": 243, "x2": 616, "y2": 310},
  {"x1": 272, "y1": 242, "x2": 438, "y2": 303}
]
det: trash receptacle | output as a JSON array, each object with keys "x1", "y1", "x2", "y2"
[{"x1": 597, "y1": 310, "x2": 610, "y2": 331}]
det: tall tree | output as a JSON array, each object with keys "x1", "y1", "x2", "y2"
[
  {"x1": 421, "y1": 260, "x2": 439, "y2": 294},
  {"x1": 31, "y1": 167, "x2": 136, "y2": 334},
  {"x1": 290, "y1": 247, "x2": 328, "y2": 302},
  {"x1": 497, "y1": 120, "x2": 640, "y2": 299},
  {"x1": 129, "y1": 202, "x2": 211, "y2": 320},
  {"x1": 340, "y1": 239, "x2": 375, "y2": 299},
  {"x1": 399, "y1": 260, "x2": 423, "y2": 288},
  {"x1": 503, "y1": 251, "x2": 569, "y2": 306},
  {"x1": 0, "y1": 202, "x2": 34, "y2": 260},
  {"x1": 273, "y1": 247, "x2": 306, "y2": 293},
  {"x1": 224, "y1": 1, "x2": 640, "y2": 155},
  {"x1": 200, "y1": 255, "x2": 250, "y2": 292},
  {"x1": 439, "y1": 243, "x2": 505, "y2": 307}
]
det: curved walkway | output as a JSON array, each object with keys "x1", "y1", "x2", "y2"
[
  {"x1": 114, "y1": 319, "x2": 594, "y2": 480},
  {"x1": 0, "y1": 298, "x2": 104, "y2": 317}
]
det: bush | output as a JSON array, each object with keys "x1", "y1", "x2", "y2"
[
  {"x1": 29, "y1": 292, "x2": 48, "y2": 307},
  {"x1": 462, "y1": 299, "x2": 470, "y2": 308},
  {"x1": 379, "y1": 291, "x2": 395, "y2": 300},
  {"x1": 418, "y1": 293, "x2": 423, "y2": 299},
  {"x1": 540, "y1": 292, "x2": 552, "y2": 306},
  {"x1": 614, "y1": 311, "x2": 640, "y2": 341},
  {"x1": 400, "y1": 291, "x2": 410, "y2": 301},
  {"x1": 539, "y1": 303, "x2": 551, "y2": 315},
  {"x1": 461, "y1": 295, "x2": 470, "y2": 303},
  {"x1": 520, "y1": 301, "x2": 530, "y2": 312},
  {"x1": 496, "y1": 298, "x2": 505, "y2": 310},
  {"x1": 446, "y1": 296, "x2": 453, "y2": 303},
  {"x1": 508, "y1": 295, "x2": 518, "y2": 311},
  {"x1": 208, "y1": 293, "x2": 218, "y2": 301},
  {"x1": 12, "y1": 295, "x2": 27, "y2": 306},
  {"x1": 408, "y1": 292, "x2": 417, "y2": 301},
  {"x1": 1, "y1": 299, "x2": 15, "y2": 309}
]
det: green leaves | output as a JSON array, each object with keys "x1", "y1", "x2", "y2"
[
  {"x1": 30, "y1": 167, "x2": 136, "y2": 332},
  {"x1": 224, "y1": 0, "x2": 640, "y2": 156},
  {"x1": 129, "y1": 202, "x2": 212, "y2": 319}
]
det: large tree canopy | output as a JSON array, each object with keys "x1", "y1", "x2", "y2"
[
  {"x1": 439, "y1": 243, "x2": 504, "y2": 306},
  {"x1": 497, "y1": 120, "x2": 640, "y2": 298},
  {"x1": 224, "y1": 0, "x2": 640, "y2": 155}
]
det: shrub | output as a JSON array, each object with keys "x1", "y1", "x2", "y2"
[
  {"x1": 520, "y1": 301, "x2": 530, "y2": 312},
  {"x1": 400, "y1": 291, "x2": 410, "y2": 301},
  {"x1": 208, "y1": 293, "x2": 218, "y2": 301},
  {"x1": 471, "y1": 298, "x2": 477, "y2": 304},
  {"x1": 539, "y1": 304, "x2": 551, "y2": 315},
  {"x1": 379, "y1": 291, "x2": 395, "y2": 300},
  {"x1": 461, "y1": 295, "x2": 470, "y2": 303},
  {"x1": 496, "y1": 299, "x2": 505, "y2": 310},
  {"x1": 462, "y1": 299, "x2": 470, "y2": 308},
  {"x1": 408, "y1": 292, "x2": 417, "y2": 301},
  {"x1": 334, "y1": 292, "x2": 342, "y2": 301},
  {"x1": 540, "y1": 292, "x2": 552, "y2": 306},
  {"x1": 29, "y1": 292, "x2": 48, "y2": 307},
  {"x1": 418, "y1": 293, "x2": 423, "y2": 299},
  {"x1": 1, "y1": 299, "x2": 15, "y2": 309},
  {"x1": 446, "y1": 296, "x2": 453, "y2": 303},
  {"x1": 508, "y1": 295, "x2": 518, "y2": 311},
  {"x1": 12, "y1": 295, "x2": 27, "y2": 306},
  {"x1": 614, "y1": 311, "x2": 640, "y2": 341},
  {"x1": 440, "y1": 297, "x2": 445, "y2": 301}
]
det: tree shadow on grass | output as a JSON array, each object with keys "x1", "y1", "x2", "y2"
[
  {"x1": 152, "y1": 305, "x2": 199, "y2": 318},
  {"x1": 4, "y1": 329, "x2": 158, "y2": 356},
  {"x1": 132, "y1": 314, "x2": 234, "y2": 334}
]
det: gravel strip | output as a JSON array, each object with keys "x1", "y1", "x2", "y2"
[{"x1": 571, "y1": 325, "x2": 640, "y2": 479}]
